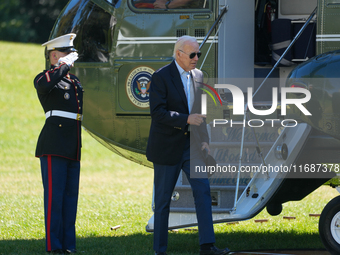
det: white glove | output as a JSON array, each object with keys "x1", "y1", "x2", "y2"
[{"x1": 58, "y1": 52, "x2": 79, "y2": 67}]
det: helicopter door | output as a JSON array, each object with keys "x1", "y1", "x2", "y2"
[{"x1": 217, "y1": 0, "x2": 254, "y2": 84}]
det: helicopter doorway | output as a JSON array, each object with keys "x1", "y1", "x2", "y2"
[{"x1": 217, "y1": 0, "x2": 254, "y2": 84}]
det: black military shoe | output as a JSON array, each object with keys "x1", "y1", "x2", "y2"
[
  {"x1": 155, "y1": 252, "x2": 167, "y2": 255},
  {"x1": 48, "y1": 250, "x2": 65, "y2": 254},
  {"x1": 199, "y1": 246, "x2": 231, "y2": 255},
  {"x1": 65, "y1": 249, "x2": 77, "y2": 253}
]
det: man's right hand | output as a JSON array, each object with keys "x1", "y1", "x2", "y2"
[{"x1": 187, "y1": 114, "x2": 206, "y2": 126}]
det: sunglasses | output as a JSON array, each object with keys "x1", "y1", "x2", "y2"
[{"x1": 179, "y1": 50, "x2": 202, "y2": 59}]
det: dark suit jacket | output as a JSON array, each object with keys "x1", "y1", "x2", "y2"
[
  {"x1": 146, "y1": 60, "x2": 209, "y2": 165},
  {"x1": 34, "y1": 63, "x2": 84, "y2": 161}
]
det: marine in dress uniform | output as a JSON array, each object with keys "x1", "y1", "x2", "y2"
[
  {"x1": 146, "y1": 36, "x2": 231, "y2": 255},
  {"x1": 34, "y1": 33, "x2": 83, "y2": 254}
]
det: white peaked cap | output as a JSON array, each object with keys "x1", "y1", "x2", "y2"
[{"x1": 42, "y1": 33, "x2": 77, "y2": 51}]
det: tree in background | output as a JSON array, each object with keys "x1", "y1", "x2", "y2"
[{"x1": 0, "y1": 0, "x2": 69, "y2": 43}]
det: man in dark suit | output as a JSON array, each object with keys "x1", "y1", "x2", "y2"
[
  {"x1": 146, "y1": 36, "x2": 230, "y2": 255},
  {"x1": 34, "y1": 33, "x2": 83, "y2": 254}
]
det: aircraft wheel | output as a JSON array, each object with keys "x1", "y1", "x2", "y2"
[
  {"x1": 319, "y1": 195, "x2": 340, "y2": 255},
  {"x1": 266, "y1": 203, "x2": 282, "y2": 216}
]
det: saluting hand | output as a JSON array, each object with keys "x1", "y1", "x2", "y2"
[
  {"x1": 58, "y1": 52, "x2": 79, "y2": 67},
  {"x1": 187, "y1": 113, "x2": 206, "y2": 126}
]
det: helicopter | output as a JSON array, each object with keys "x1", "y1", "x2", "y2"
[{"x1": 49, "y1": 0, "x2": 340, "y2": 253}]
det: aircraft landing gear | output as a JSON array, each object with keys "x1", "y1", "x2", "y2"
[
  {"x1": 319, "y1": 195, "x2": 340, "y2": 255},
  {"x1": 266, "y1": 203, "x2": 282, "y2": 216}
]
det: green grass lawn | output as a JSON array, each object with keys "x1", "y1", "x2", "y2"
[{"x1": 0, "y1": 41, "x2": 339, "y2": 254}]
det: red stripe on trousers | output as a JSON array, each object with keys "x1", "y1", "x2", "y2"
[{"x1": 47, "y1": 155, "x2": 52, "y2": 251}]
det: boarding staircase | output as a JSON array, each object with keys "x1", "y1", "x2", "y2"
[{"x1": 169, "y1": 121, "x2": 280, "y2": 213}]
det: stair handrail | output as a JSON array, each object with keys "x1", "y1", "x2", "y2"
[{"x1": 232, "y1": 6, "x2": 318, "y2": 211}]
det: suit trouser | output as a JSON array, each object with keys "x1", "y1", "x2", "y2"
[
  {"x1": 40, "y1": 155, "x2": 80, "y2": 252},
  {"x1": 153, "y1": 137, "x2": 215, "y2": 253}
]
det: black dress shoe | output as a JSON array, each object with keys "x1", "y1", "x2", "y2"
[
  {"x1": 65, "y1": 249, "x2": 77, "y2": 254},
  {"x1": 199, "y1": 246, "x2": 231, "y2": 255},
  {"x1": 48, "y1": 250, "x2": 65, "y2": 254},
  {"x1": 155, "y1": 252, "x2": 167, "y2": 255}
]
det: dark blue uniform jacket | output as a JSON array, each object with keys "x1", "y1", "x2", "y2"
[{"x1": 34, "y1": 63, "x2": 84, "y2": 161}]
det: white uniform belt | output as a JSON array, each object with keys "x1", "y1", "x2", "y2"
[{"x1": 45, "y1": 110, "x2": 83, "y2": 121}]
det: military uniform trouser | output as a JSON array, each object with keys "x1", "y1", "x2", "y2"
[{"x1": 40, "y1": 155, "x2": 80, "y2": 252}]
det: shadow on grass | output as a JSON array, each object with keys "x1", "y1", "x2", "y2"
[{"x1": 0, "y1": 230, "x2": 326, "y2": 255}]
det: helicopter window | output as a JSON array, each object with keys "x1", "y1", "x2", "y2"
[
  {"x1": 75, "y1": 3, "x2": 115, "y2": 62},
  {"x1": 131, "y1": 0, "x2": 209, "y2": 10},
  {"x1": 50, "y1": 0, "x2": 116, "y2": 63}
]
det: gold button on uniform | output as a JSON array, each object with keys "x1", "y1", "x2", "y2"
[
  {"x1": 184, "y1": 132, "x2": 188, "y2": 135},
  {"x1": 59, "y1": 124, "x2": 62, "y2": 127}
]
